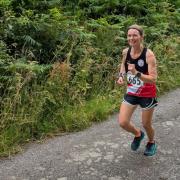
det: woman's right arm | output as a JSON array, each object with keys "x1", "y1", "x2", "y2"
[{"x1": 117, "y1": 48, "x2": 128, "y2": 85}]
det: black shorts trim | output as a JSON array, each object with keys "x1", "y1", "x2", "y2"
[{"x1": 123, "y1": 94, "x2": 158, "y2": 110}]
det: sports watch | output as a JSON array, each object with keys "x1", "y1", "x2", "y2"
[{"x1": 135, "y1": 72, "x2": 141, "y2": 78}]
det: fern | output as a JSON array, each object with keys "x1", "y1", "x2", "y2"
[{"x1": 22, "y1": 35, "x2": 41, "y2": 47}]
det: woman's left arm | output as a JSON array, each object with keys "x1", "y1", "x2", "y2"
[{"x1": 138, "y1": 49, "x2": 157, "y2": 83}]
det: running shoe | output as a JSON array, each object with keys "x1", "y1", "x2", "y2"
[
  {"x1": 144, "y1": 142, "x2": 157, "y2": 156},
  {"x1": 131, "y1": 131, "x2": 145, "y2": 151}
]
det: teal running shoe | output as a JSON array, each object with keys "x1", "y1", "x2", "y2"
[
  {"x1": 144, "y1": 142, "x2": 157, "y2": 156},
  {"x1": 131, "y1": 131, "x2": 145, "y2": 151}
]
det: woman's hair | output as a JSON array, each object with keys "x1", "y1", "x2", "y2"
[{"x1": 127, "y1": 24, "x2": 144, "y2": 36}]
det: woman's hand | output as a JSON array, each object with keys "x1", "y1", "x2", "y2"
[{"x1": 117, "y1": 76, "x2": 124, "y2": 85}]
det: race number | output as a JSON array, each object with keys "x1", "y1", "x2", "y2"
[{"x1": 127, "y1": 73, "x2": 143, "y2": 87}]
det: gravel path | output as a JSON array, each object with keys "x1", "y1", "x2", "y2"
[{"x1": 0, "y1": 89, "x2": 180, "y2": 180}]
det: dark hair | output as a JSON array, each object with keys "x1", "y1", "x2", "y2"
[{"x1": 127, "y1": 24, "x2": 144, "y2": 36}]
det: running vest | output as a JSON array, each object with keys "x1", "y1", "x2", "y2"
[{"x1": 125, "y1": 47, "x2": 156, "y2": 97}]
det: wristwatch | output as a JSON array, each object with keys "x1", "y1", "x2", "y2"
[
  {"x1": 135, "y1": 72, "x2": 141, "y2": 78},
  {"x1": 118, "y1": 72, "x2": 125, "y2": 78}
]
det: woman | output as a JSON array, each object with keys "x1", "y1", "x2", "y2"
[{"x1": 117, "y1": 24, "x2": 158, "y2": 156}]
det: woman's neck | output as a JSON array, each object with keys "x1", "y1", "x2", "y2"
[
  {"x1": 131, "y1": 45, "x2": 143, "y2": 54},
  {"x1": 130, "y1": 45, "x2": 144, "y2": 59}
]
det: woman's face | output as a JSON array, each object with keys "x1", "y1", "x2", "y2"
[{"x1": 127, "y1": 28, "x2": 143, "y2": 47}]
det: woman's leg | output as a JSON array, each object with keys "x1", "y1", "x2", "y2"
[
  {"x1": 118, "y1": 103, "x2": 140, "y2": 136},
  {"x1": 141, "y1": 108, "x2": 155, "y2": 142}
]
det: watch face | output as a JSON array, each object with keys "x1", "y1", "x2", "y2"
[{"x1": 136, "y1": 72, "x2": 141, "y2": 78}]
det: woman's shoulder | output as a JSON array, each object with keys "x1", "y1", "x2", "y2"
[
  {"x1": 121, "y1": 47, "x2": 129, "y2": 62},
  {"x1": 146, "y1": 48, "x2": 156, "y2": 57},
  {"x1": 122, "y1": 47, "x2": 129, "y2": 55},
  {"x1": 146, "y1": 48, "x2": 156, "y2": 62}
]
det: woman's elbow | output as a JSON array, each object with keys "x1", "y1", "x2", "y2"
[{"x1": 151, "y1": 76, "x2": 157, "y2": 83}]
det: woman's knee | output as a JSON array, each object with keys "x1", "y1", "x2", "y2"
[{"x1": 119, "y1": 118, "x2": 129, "y2": 128}]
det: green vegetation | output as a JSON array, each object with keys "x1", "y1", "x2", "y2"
[{"x1": 0, "y1": 0, "x2": 179, "y2": 156}]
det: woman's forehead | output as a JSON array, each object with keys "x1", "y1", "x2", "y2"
[{"x1": 127, "y1": 28, "x2": 141, "y2": 35}]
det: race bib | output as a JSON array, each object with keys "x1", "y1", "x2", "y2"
[{"x1": 127, "y1": 72, "x2": 144, "y2": 87}]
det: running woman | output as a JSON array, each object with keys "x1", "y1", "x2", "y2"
[{"x1": 117, "y1": 24, "x2": 158, "y2": 156}]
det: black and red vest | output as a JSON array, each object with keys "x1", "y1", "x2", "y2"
[{"x1": 125, "y1": 47, "x2": 156, "y2": 97}]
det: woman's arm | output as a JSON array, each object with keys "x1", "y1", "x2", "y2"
[
  {"x1": 128, "y1": 49, "x2": 157, "y2": 83},
  {"x1": 117, "y1": 48, "x2": 128, "y2": 85},
  {"x1": 138, "y1": 49, "x2": 157, "y2": 83},
  {"x1": 119, "y1": 48, "x2": 128, "y2": 76}
]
